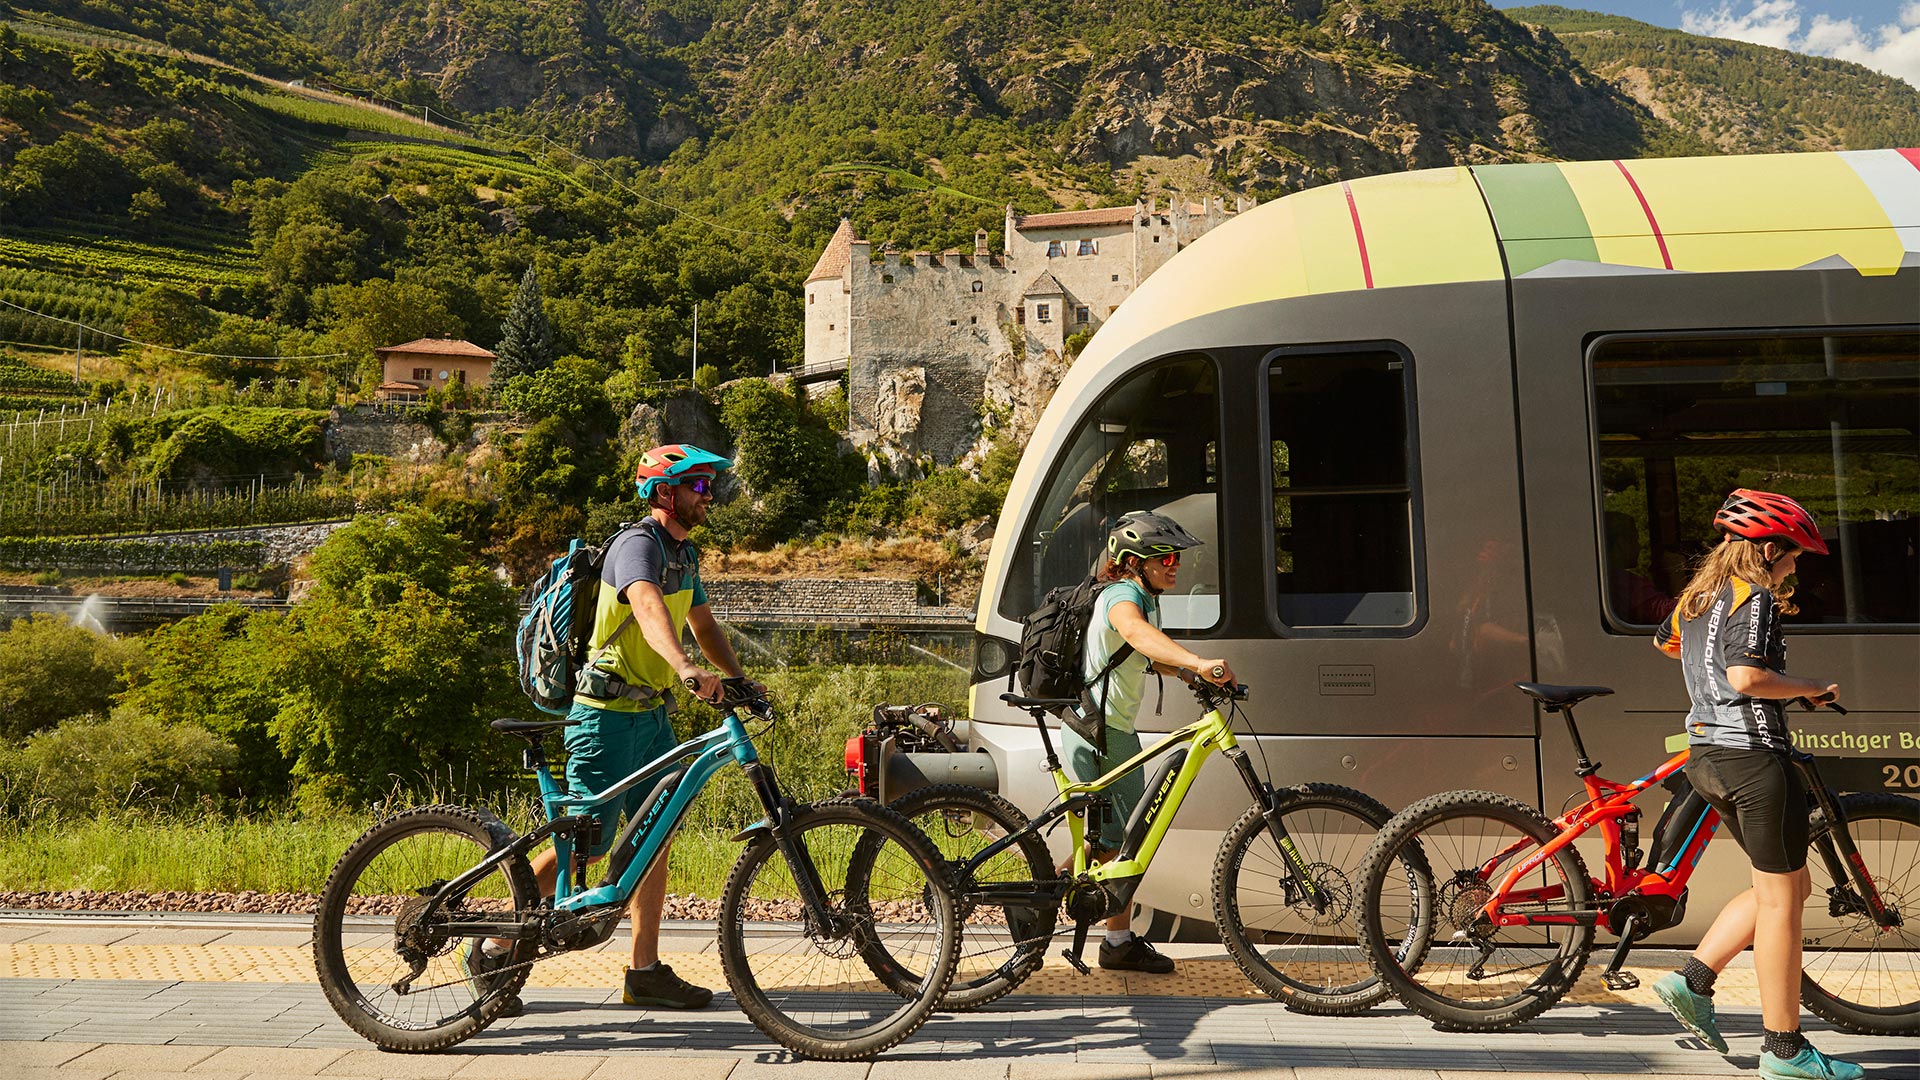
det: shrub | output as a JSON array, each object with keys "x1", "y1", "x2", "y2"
[
  {"x1": 0, "y1": 614, "x2": 145, "y2": 741},
  {"x1": 168, "y1": 571, "x2": 191, "y2": 587},
  {"x1": 30, "y1": 569, "x2": 60, "y2": 586},
  {"x1": 0, "y1": 708, "x2": 237, "y2": 817}
]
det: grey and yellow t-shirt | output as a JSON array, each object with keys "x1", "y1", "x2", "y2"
[
  {"x1": 576, "y1": 520, "x2": 708, "y2": 711},
  {"x1": 1655, "y1": 578, "x2": 1790, "y2": 752},
  {"x1": 1081, "y1": 579, "x2": 1158, "y2": 735}
]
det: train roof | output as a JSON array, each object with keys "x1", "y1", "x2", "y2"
[{"x1": 1092, "y1": 149, "x2": 1920, "y2": 358}]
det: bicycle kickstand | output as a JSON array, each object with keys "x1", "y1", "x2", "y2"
[
  {"x1": 1600, "y1": 914, "x2": 1642, "y2": 990},
  {"x1": 1061, "y1": 916, "x2": 1094, "y2": 975}
]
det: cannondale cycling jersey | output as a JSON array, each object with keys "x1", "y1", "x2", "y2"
[{"x1": 1655, "y1": 579, "x2": 1790, "y2": 752}]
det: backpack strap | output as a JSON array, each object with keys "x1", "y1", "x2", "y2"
[{"x1": 578, "y1": 519, "x2": 678, "y2": 709}]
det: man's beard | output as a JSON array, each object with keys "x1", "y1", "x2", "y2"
[{"x1": 679, "y1": 498, "x2": 709, "y2": 527}]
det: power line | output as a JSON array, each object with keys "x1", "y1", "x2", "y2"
[{"x1": 0, "y1": 296, "x2": 348, "y2": 361}]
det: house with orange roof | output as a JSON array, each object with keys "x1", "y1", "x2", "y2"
[{"x1": 374, "y1": 338, "x2": 497, "y2": 402}]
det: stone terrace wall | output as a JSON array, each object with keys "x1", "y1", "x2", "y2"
[
  {"x1": 113, "y1": 521, "x2": 350, "y2": 566},
  {"x1": 705, "y1": 577, "x2": 921, "y2": 616}
]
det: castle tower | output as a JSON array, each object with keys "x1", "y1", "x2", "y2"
[{"x1": 804, "y1": 218, "x2": 856, "y2": 367}]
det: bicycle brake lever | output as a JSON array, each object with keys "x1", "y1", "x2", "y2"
[{"x1": 1794, "y1": 696, "x2": 1848, "y2": 715}]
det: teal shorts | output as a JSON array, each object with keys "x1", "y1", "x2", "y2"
[
  {"x1": 562, "y1": 700, "x2": 680, "y2": 857},
  {"x1": 1060, "y1": 724, "x2": 1145, "y2": 851}
]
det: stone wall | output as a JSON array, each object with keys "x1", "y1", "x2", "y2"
[
  {"x1": 322, "y1": 406, "x2": 512, "y2": 465},
  {"x1": 115, "y1": 521, "x2": 351, "y2": 566},
  {"x1": 705, "y1": 577, "x2": 921, "y2": 616}
]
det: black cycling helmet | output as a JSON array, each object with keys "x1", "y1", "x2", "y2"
[{"x1": 1106, "y1": 510, "x2": 1204, "y2": 564}]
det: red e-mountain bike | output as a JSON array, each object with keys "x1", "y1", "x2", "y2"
[{"x1": 1355, "y1": 682, "x2": 1915, "y2": 1034}]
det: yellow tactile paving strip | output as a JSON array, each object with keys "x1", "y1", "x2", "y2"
[{"x1": 12, "y1": 943, "x2": 1908, "y2": 1008}]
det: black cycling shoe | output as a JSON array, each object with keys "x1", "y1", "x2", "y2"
[
  {"x1": 1098, "y1": 935, "x2": 1175, "y2": 974},
  {"x1": 622, "y1": 962, "x2": 714, "y2": 1008},
  {"x1": 459, "y1": 940, "x2": 524, "y2": 1016}
]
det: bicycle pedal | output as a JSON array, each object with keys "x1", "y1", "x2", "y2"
[
  {"x1": 1060, "y1": 948, "x2": 1090, "y2": 975},
  {"x1": 1602, "y1": 971, "x2": 1639, "y2": 991}
]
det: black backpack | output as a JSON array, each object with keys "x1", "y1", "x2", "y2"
[{"x1": 1015, "y1": 576, "x2": 1133, "y2": 751}]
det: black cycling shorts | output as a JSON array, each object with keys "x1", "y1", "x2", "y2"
[{"x1": 1686, "y1": 745, "x2": 1808, "y2": 874}]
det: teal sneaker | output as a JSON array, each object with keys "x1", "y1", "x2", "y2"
[
  {"x1": 1760, "y1": 1044, "x2": 1866, "y2": 1080},
  {"x1": 1653, "y1": 971, "x2": 1728, "y2": 1053},
  {"x1": 458, "y1": 939, "x2": 524, "y2": 1017}
]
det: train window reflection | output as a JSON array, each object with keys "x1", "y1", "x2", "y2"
[
  {"x1": 1001, "y1": 354, "x2": 1221, "y2": 630},
  {"x1": 1593, "y1": 329, "x2": 1920, "y2": 628},
  {"x1": 1267, "y1": 349, "x2": 1418, "y2": 628}
]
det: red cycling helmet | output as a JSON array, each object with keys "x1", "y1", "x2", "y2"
[
  {"x1": 635, "y1": 443, "x2": 732, "y2": 501},
  {"x1": 1714, "y1": 488, "x2": 1828, "y2": 555}
]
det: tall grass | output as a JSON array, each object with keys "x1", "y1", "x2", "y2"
[{"x1": 0, "y1": 662, "x2": 970, "y2": 898}]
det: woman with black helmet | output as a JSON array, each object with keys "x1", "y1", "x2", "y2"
[
  {"x1": 1064, "y1": 509, "x2": 1236, "y2": 974},
  {"x1": 1651, "y1": 489, "x2": 1858, "y2": 1080}
]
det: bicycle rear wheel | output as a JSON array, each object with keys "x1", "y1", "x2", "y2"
[
  {"x1": 313, "y1": 805, "x2": 540, "y2": 1052},
  {"x1": 718, "y1": 798, "x2": 960, "y2": 1059},
  {"x1": 1358, "y1": 790, "x2": 1592, "y2": 1031},
  {"x1": 855, "y1": 784, "x2": 1057, "y2": 1009},
  {"x1": 1212, "y1": 783, "x2": 1408, "y2": 1015},
  {"x1": 1800, "y1": 791, "x2": 1919, "y2": 1035}
]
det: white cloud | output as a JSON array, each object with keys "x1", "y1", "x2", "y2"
[{"x1": 1680, "y1": 1, "x2": 1920, "y2": 86}]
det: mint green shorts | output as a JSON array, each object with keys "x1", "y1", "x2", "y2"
[{"x1": 562, "y1": 701, "x2": 680, "y2": 856}]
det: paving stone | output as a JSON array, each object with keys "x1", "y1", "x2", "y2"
[
  {"x1": 0, "y1": 1069, "x2": 114, "y2": 1080},
  {"x1": 63, "y1": 1045, "x2": 223, "y2": 1072},
  {"x1": 87, "y1": 1072, "x2": 250, "y2": 1080},
  {"x1": 586, "y1": 1056, "x2": 739, "y2": 1080},
  {"x1": 0, "y1": 1040, "x2": 100, "y2": 1067},
  {"x1": 869, "y1": 1055, "x2": 1007, "y2": 1080},
  {"x1": 726, "y1": 1059, "x2": 869, "y2": 1080},
  {"x1": 1011, "y1": 1063, "x2": 1151, "y2": 1080},
  {"x1": 184, "y1": 1046, "x2": 348, "y2": 1073},
  {"x1": 319, "y1": 1049, "x2": 487, "y2": 1077},
  {"x1": 20, "y1": 928, "x2": 139, "y2": 946},
  {"x1": 449, "y1": 1052, "x2": 605, "y2": 1080}
]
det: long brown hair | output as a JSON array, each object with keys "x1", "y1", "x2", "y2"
[{"x1": 1675, "y1": 537, "x2": 1798, "y2": 620}]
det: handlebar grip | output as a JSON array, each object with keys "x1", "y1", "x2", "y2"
[
  {"x1": 1794, "y1": 696, "x2": 1848, "y2": 715},
  {"x1": 1209, "y1": 665, "x2": 1226, "y2": 681}
]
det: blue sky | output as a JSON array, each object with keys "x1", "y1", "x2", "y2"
[{"x1": 1495, "y1": 0, "x2": 1920, "y2": 85}]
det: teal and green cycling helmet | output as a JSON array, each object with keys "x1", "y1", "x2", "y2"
[{"x1": 635, "y1": 443, "x2": 733, "y2": 501}]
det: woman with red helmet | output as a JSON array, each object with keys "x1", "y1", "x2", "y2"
[{"x1": 1651, "y1": 489, "x2": 1856, "y2": 1080}]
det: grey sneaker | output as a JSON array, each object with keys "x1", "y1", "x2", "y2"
[
  {"x1": 459, "y1": 940, "x2": 523, "y2": 1017},
  {"x1": 1653, "y1": 971, "x2": 1726, "y2": 1053},
  {"x1": 622, "y1": 963, "x2": 714, "y2": 1008},
  {"x1": 1760, "y1": 1044, "x2": 1865, "y2": 1080}
]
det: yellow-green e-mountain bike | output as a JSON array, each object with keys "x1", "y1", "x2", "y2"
[{"x1": 847, "y1": 675, "x2": 1423, "y2": 1014}]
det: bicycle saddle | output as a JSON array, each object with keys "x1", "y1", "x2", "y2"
[
  {"x1": 490, "y1": 717, "x2": 581, "y2": 735},
  {"x1": 1512, "y1": 682, "x2": 1614, "y2": 710},
  {"x1": 1001, "y1": 692, "x2": 1079, "y2": 710}
]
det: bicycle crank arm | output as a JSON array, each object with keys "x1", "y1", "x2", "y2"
[{"x1": 1061, "y1": 918, "x2": 1093, "y2": 975}]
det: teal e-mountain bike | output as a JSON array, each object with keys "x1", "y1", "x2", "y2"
[{"x1": 313, "y1": 678, "x2": 961, "y2": 1060}]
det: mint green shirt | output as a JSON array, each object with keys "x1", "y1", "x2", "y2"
[{"x1": 1082, "y1": 580, "x2": 1157, "y2": 735}]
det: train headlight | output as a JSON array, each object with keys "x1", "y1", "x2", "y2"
[{"x1": 972, "y1": 632, "x2": 1016, "y2": 683}]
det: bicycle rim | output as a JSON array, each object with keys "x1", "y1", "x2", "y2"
[
  {"x1": 1364, "y1": 792, "x2": 1590, "y2": 1029},
  {"x1": 1215, "y1": 789, "x2": 1400, "y2": 1012},
  {"x1": 718, "y1": 801, "x2": 958, "y2": 1058},
  {"x1": 314, "y1": 807, "x2": 537, "y2": 1044},
  {"x1": 1800, "y1": 793, "x2": 1920, "y2": 1035}
]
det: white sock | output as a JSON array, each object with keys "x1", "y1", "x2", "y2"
[
  {"x1": 631, "y1": 961, "x2": 659, "y2": 973},
  {"x1": 479, "y1": 940, "x2": 510, "y2": 958},
  {"x1": 1104, "y1": 930, "x2": 1132, "y2": 947}
]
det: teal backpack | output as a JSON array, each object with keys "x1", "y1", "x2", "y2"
[{"x1": 515, "y1": 519, "x2": 669, "y2": 714}]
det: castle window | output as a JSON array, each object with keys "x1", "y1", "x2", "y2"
[
  {"x1": 971, "y1": 280, "x2": 984, "y2": 293},
  {"x1": 808, "y1": 293, "x2": 814, "y2": 305},
  {"x1": 1036, "y1": 303, "x2": 1052, "y2": 323},
  {"x1": 1153, "y1": 235, "x2": 1161, "y2": 243},
  {"x1": 1046, "y1": 240, "x2": 1065, "y2": 258},
  {"x1": 829, "y1": 324, "x2": 834, "y2": 330},
  {"x1": 949, "y1": 319, "x2": 958, "y2": 327},
  {"x1": 1111, "y1": 274, "x2": 1119, "y2": 282},
  {"x1": 1017, "y1": 306, "x2": 1026, "y2": 326},
  {"x1": 1077, "y1": 239, "x2": 1096, "y2": 256},
  {"x1": 1075, "y1": 306, "x2": 1090, "y2": 324},
  {"x1": 970, "y1": 316, "x2": 977, "y2": 324}
]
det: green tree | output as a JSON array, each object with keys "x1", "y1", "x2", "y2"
[
  {"x1": 269, "y1": 509, "x2": 521, "y2": 805},
  {"x1": 119, "y1": 605, "x2": 289, "y2": 800},
  {"x1": 493, "y1": 266, "x2": 556, "y2": 382},
  {"x1": 0, "y1": 615, "x2": 146, "y2": 741},
  {"x1": 1, "y1": 709, "x2": 236, "y2": 817},
  {"x1": 124, "y1": 285, "x2": 218, "y2": 349}
]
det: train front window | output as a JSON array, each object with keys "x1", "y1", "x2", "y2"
[
  {"x1": 1000, "y1": 354, "x2": 1221, "y2": 630},
  {"x1": 1267, "y1": 348, "x2": 1418, "y2": 628},
  {"x1": 1593, "y1": 329, "x2": 1920, "y2": 628}
]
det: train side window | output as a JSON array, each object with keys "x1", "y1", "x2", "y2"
[
  {"x1": 1000, "y1": 354, "x2": 1221, "y2": 630},
  {"x1": 1593, "y1": 328, "x2": 1919, "y2": 628},
  {"x1": 1267, "y1": 348, "x2": 1418, "y2": 629}
]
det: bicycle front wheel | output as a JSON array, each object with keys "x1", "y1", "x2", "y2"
[
  {"x1": 313, "y1": 805, "x2": 540, "y2": 1052},
  {"x1": 1212, "y1": 783, "x2": 1405, "y2": 1015},
  {"x1": 718, "y1": 797, "x2": 960, "y2": 1060},
  {"x1": 1358, "y1": 790, "x2": 1593, "y2": 1031},
  {"x1": 859, "y1": 784, "x2": 1057, "y2": 1010},
  {"x1": 1800, "y1": 791, "x2": 1919, "y2": 1036}
]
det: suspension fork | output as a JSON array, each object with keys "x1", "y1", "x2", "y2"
[
  {"x1": 742, "y1": 760, "x2": 841, "y2": 931},
  {"x1": 1225, "y1": 745, "x2": 1329, "y2": 913},
  {"x1": 1794, "y1": 754, "x2": 1899, "y2": 930}
]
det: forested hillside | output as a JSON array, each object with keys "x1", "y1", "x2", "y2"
[{"x1": 1507, "y1": 6, "x2": 1920, "y2": 152}]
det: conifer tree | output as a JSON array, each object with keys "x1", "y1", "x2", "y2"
[{"x1": 493, "y1": 267, "x2": 555, "y2": 381}]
